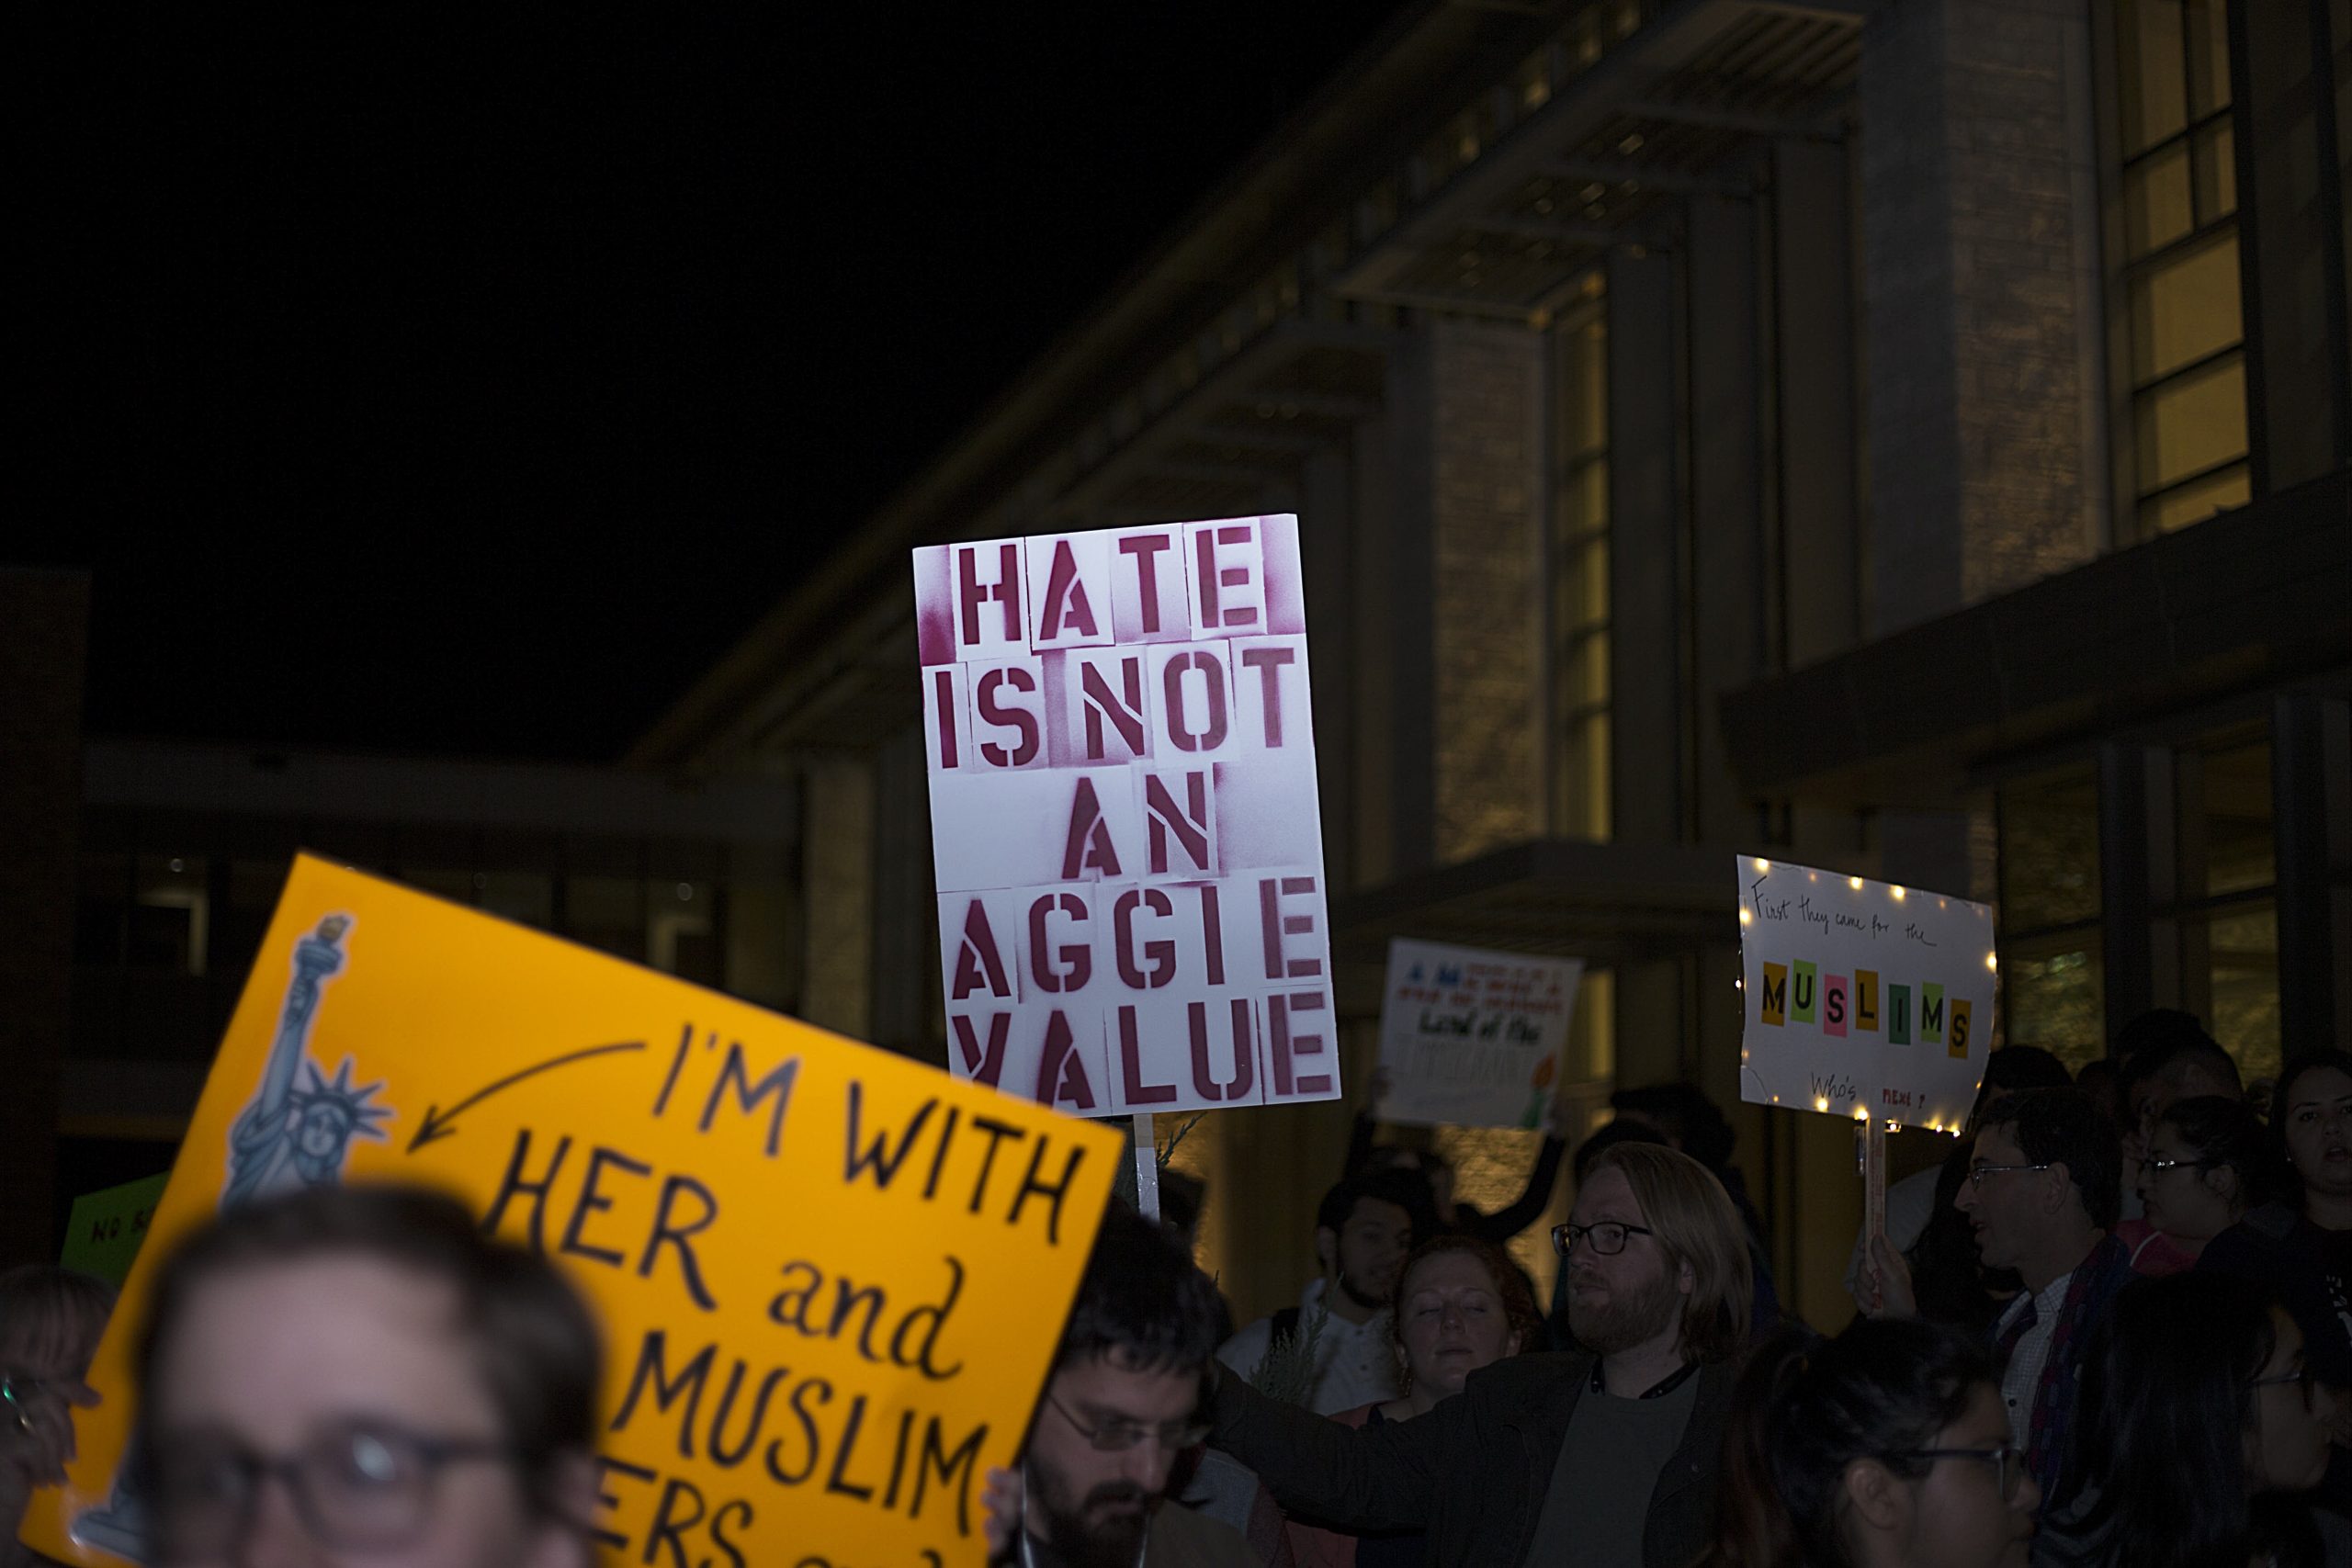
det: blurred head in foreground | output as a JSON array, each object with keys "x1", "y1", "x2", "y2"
[{"x1": 134, "y1": 1182, "x2": 600, "y2": 1568}]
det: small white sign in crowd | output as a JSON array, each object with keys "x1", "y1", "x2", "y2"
[
  {"x1": 1374, "y1": 940, "x2": 1582, "y2": 1129},
  {"x1": 912, "y1": 516, "x2": 1341, "y2": 1117}
]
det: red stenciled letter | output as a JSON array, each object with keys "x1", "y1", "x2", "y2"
[
  {"x1": 956, "y1": 541, "x2": 1022, "y2": 647},
  {"x1": 1036, "y1": 539, "x2": 1100, "y2": 640},
  {"x1": 1239, "y1": 644, "x2": 1295, "y2": 747},
  {"x1": 1059, "y1": 777, "x2": 1124, "y2": 878},
  {"x1": 1118, "y1": 534, "x2": 1172, "y2": 634}
]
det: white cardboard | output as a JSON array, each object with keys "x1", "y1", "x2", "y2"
[
  {"x1": 915, "y1": 516, "x2": 1339, "y2": 1116},
  {"x1": 1735, "y1": 857, "x2": 1996, "y2": 1131},
  {"x1": 1375, "y1": 939, "x2": 1583, "y2": 1129}
]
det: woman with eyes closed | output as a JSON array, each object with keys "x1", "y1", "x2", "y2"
[
  {"x1": 1285, "y1": 1236, "x2": 1539, "y2": 1568},
  {"x1": 130, "y1": 1183, "x2": 600, "y2": 1568}
]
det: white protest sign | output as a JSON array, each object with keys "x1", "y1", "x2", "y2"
[
  {"x1": 914, "y1": 517, "x2": 1341, "y2": 1116},
  {"x1": 1736, "y1": 857, "x2": 1996, "y2": 1131},
  {"x1": 1374, "y1": 940, "x2": 1581, "y2": 1128}
]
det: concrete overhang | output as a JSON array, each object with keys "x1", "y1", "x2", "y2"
[{"x1": 1718, "y1": 468, "x2": 2352, "y2": 809}]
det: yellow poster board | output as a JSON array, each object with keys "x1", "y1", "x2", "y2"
[{"x1": 23, "y1": 854, "x2": 1121, "y2": 1567}]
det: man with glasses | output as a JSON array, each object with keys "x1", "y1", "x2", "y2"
[
  {"x1": 131, "y1": 1182, "x2": 599, "y2": 1568},
  {"x1": 1868, "y1": 1086, "x2": 2132, "y2": 1511},
  {"x1": 1202, "y1": 1142, "x2": 1751, "y2": 1567},
  {"x1": 1011, "y1": 1203, "x2": 1257, "y2": 1568}
]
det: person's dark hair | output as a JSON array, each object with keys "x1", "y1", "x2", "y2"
[
  {"x1": 2156, "y1": 1095, "x2": 2284, "y2": 1212},
  {"x1": 135, "y1": 1183, "x2": 600, "y2": 1518},
  {"x1": 1974, "y1": 1087, "x2": 2121, "y2": 1230},
  {"x1": 2270, "y1": 1049, "x2": 2352, "y2": 1131},
  {"x1": 2117, "y1": 1029, "x2": 2244, "y2": 1111},
  {"x1": 1961, "y1": 1044, "x2": 2077, "y2": 1132},
  {"x1": 1157, "y1": 1168, "x2": 1206, "y2": 1240},
  {"x1": 1387, "y1": 1235, "x2": 1542, "y2": 1369},
  {"x1": 2072, "y1": 1057, "x2": 2121, "y2": 1125},
  {"x1": 1572, "y1": 1118, "x2": 1670, "y2": 1188},
  {"x1": 0, "y1": 1264, "x2": 116, "y2": 1377},
  {"x1": 2113, "y1": 1007, "x2": 2220, "y2": 1066},
  {"x1": 1609, "y1": 1082, "x2": 1736, "y2": 1171},
  {"x1": 1698, "y1": 1319, "x2": 1993, "y2": 1568},
  {"x1": 2057, "y1": 1272, "x2": 2285, "y2": 1567},
  {"x1": 1314, "y1": 1168, "x2": 1434, "y2": 1242},
  {"x1": 1057, "y1": 1201, "x2": 1223, "y2": 1378}
]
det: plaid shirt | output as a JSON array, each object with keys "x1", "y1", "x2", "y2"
[{"x1": 1990, "y1": 1233, "x2": 2133, "y2": 1502}]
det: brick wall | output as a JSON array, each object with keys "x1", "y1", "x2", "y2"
[
  {"x1": 1862, "y1": 0, "x2": 2106, "y2": 635},
  {"x1": 1429, "y1": 317, "x2": 1546, "y2": 863}
]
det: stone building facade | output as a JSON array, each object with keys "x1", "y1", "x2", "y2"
[{"x1": 638, "y1": 0, "x2": 2350, "y2": 1325}]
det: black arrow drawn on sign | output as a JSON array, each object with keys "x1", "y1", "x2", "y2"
[{"x1": 406, "y1": 1041, "x2": 646, "y2": 1153}]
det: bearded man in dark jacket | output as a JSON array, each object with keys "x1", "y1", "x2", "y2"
[{"x1": 1207, "y1": 1142, "x2": 1751, "y2": 1568}]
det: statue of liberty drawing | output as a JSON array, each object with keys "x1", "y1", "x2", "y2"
[{"x1": 74, "y1": 913, "x2": 392, "y2": 1561}]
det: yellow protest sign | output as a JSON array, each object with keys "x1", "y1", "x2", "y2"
[{"x1": 24, "y1": 853, "x2": 1121, "y2": 1567}]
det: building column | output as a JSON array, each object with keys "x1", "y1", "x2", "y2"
[{"x1": 799, "y1": 754, "x2": 875, "y2": 1042}]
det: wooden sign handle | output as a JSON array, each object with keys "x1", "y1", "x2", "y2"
[{"x1": 1133, "y1": 1111, "x2": 1160, "y2": 1223}]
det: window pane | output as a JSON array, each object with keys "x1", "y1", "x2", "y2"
[
  {"x1": 568, "y1": 874, "x2": 645, "y2": 960},
  {"x1": 2191, "y1": 120, "x2": 2234, "y2": 224},
  {"x1": 2179, "y1": 739, "x2": 2276, "y2": 898},
  {"x1": 480, "y1": 872, "x2": 554, "y2": 930},
  {"x1": 2117, "y1": 0, "x2": 2188, "y2": 154},
  {"x1": 2129, "y1": 234, "x2": 2244, "y2": 384},
  {"x1": 1999, "y1": 766, "x2": 2102, "y2": 929},
  {"x1": 2142, "y1": 462, "x2": 2249, "y2": 533},
  {"x1": 2135, "y1": 354, "x2": 2248, "y2": 490},
  {"x1": 2006, "y1": 945, "x2": 2107, "y2": 1077},
  {"x1": 2201, "y1": 903, "x2": 2280, "y2": 1086},
  {"x1": 2185, "y1": 0, "x2": 2231, "y2": 118},
  {"x1": 2124, "y1": 142, "x2": 2195, "y2": 257}
]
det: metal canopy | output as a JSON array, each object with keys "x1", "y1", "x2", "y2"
[{"x1": 1336, "y1": 0, "x2": 1862, "y2": 323}]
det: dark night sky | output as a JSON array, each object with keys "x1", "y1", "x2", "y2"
[{"x1": 20, "y1": 6, "x2": 1413, "y2": 761}]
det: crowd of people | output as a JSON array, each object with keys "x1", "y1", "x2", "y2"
[{"x1": 4, "y1": 1014, "x2": 2350, "y2": 1567}]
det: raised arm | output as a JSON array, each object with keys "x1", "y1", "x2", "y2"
[
  {"x1": 1457, "y1": 1134, "x2": 1568, "y2": 1244},
  {"x1": 1206, "y1": 1359, "x2": 1455, "y2": 1532}
]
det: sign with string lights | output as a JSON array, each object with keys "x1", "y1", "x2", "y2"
[{"x1": 1735, "y1": 856, "x2": 1997, "y2": 1136}]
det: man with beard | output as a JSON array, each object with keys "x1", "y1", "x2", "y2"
[
  {"x1": 1012, "y1": 1203, "x2": 1258, "y2": 1568},
  {"x1": 1202, "y1": 1143, "x2": 1750, "y2": 1567},
  {"x1": 1216, "y1": 1169, "x2": 1427, "y2": 1415}
]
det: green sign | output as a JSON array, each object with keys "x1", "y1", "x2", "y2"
[{"x1": 60, "y1": 1172, "x2": 170, "y2": 1287}]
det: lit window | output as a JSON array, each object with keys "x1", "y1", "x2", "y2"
[
  {"x1": 2109, "y1": 0, "x2": 2247, "y2": 536},
  {"x1": 1552, "y1": 287, "x2": 1611, "y2": 840}
]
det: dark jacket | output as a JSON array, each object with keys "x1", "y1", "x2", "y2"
[
  {"x1": 1210, "y1": 1351, "x2": 1734, "y2": 1568},
  {"x1": 2197, "y1": 1201, "x2": 2352, "y2": 1386}
]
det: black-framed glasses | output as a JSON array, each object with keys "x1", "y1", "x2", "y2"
[
  {"x1": 1551, "y1": 1221, "x2": 1656, "y2": 1258},
  {"x1": 145, "y1": 1421, "x2": 518, "y2": 1554},
  {"x1": 1044, "y1": 1393, "x2": 1208, "y2": 1454},
  {"x1": 2249, "y1": 1365, "x2": 2317, "y2": 1410},
  {"x1": 1894, "y1": 1442, "x2": 2028, "y2": 1501},
  {"x1": 1965, "y1": 1162, "x2": 2052, "y2": 1190},
  {"x1": 2142, "y1": 1155, "x2": 2208, "y2": 1176}
]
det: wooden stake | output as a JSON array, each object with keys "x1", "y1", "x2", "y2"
[
  {"x1": 1862, "y1": 1114, "x2": 1888, "y2": 1253},
  {"x1": 1133, "y1": 1111, "x2": 1160, "y2": 1223}
]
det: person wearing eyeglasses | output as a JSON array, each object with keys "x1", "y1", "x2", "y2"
[
  {"x1": 130, "y1": 1183, "x2": 600, "y2": 1568},
  {"x1": 1, "y1": 1266, "x2": 113, "y2": 1568},
  {"x1": 2036, "y1": 1271, "x2": 2350, "y2": 1568},
  {"x1": 1866, "y1": 1088, "x2": 2132, "y2": 1514},
  {"x1": 2199, "y1": 1048, "x2": 2352, "y2": 1517},
  {"x1": 1197, "y1": 1142, "x2": 1750, "y2": 1568},
  {"x1": 984, "y1": 1202, "x2": 1258, "y2": 1568},
  {"x1": 1694, "y1": 1316, "x2": 2036, "y2": 1568},
  {"x1": 2122, "y1": 1095, "x2": 2278, "y2": 1276}
]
